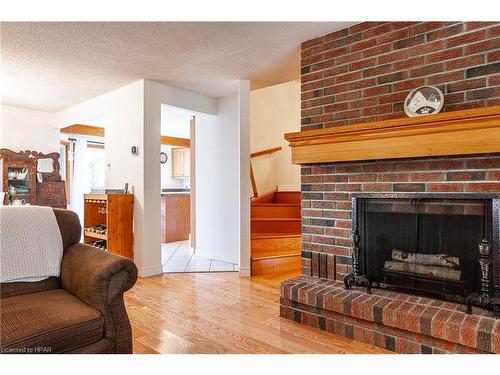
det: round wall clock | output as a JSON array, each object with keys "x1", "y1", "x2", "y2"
[
  {"x1": 160, "y1": 152, "x2": 168, "y2": 164},
  {"x1": 404, "y1": 86, "x2": 444, "y2": 117}
]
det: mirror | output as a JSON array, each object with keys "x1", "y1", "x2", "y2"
[{"x1": 37, "y1": 158, "x2": 54, "y2": 173}]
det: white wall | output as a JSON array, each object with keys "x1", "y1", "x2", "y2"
[
  {"x1": 55, "y1": 81, "x2": 144, "y2": 191},
  {"x1": 0, "y1": 105, "x2": 59, "y2": 153},
  {"x1": 56, "y1": 80, "x2": 216, "y2": 277},
  {"x1": 142, "y1": 80, "x2": 217, "y2": 276},
  {"x1": 54, "y1": 80, "x2": 153, "y2": 273},
  {"x1": 161, "y1": 105, "x2": 191, "y2": 138},
  {"x1": 54, "y1": 78, "x2": 251, "y2": 276},
  {"x1": 154, "y1": 81, "x2": 250, "y2": 270},
  {"x1": 250, "y1": 80, "x2": 301, "y2": 194},
  {"x1": 238, "y1": 80, "x2": 251, "y2": 276},
  {"x1": 195, "y1": 94, "x2": 240, "y2": 264}
]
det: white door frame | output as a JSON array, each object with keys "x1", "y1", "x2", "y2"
[{"x1": 189, "y1": 116, "x2": 196, "y2": 251}]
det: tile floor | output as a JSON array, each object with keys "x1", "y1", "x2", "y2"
[{"x1": 162, "y1": 241, "x2": 238, "y2": 273}]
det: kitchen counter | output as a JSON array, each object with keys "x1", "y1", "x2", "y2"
[
  {"x1": 161, "y1": 193, "x2": 190, "y2": 243},
  {"x1": 162, "y1": 189, "x2": 190, "y2": 195}
]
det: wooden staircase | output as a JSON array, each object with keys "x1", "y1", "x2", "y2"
[{"x1": 251, "y1": 190, "x2": 301, "y2": 275}]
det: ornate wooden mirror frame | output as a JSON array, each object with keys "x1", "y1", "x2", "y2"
[{"x1": 0, "y1": 149, "x2": 62, "y2": 181}]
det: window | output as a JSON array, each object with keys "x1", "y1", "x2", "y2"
[{"x1": 87, "y1": 146, "x2": 105, "y2": 190}]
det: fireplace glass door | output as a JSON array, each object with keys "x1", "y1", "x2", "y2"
[{"x1": 357, "y1": 197, "x2": 492, "y2": 300}]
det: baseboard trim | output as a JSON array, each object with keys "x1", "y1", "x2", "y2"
[
  {"x1": 138, "y1": 265, "x2": 163, "y2": 278},
  {"x1": 239, "y1": 267, "x2": 251, "y2": 277}
]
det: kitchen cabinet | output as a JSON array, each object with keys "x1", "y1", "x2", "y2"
[
  {"x1": 172, "y1": 148, "x2": 190, "y2": 179},
  {"x1": 161, "y1": 193, "x2": 190, "y2": 243}
]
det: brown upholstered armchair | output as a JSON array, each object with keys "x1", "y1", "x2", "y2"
[{"x1": 0, "y1": 209, "x2": 138, "y2": 354}]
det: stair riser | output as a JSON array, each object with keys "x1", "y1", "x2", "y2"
[
  {"x1": 251, "y1": 255, "x2": 301, "y2": 275},
  {"x1": 251, "y1": 221, "x2": 301, "y2": 234},
  {"x1": 251, "y1": 205, "x2": 301, "y2": 219},
  {"x1": 275, "y1": 192, "x2": 301, "y2": 204},
  {"x1": 251, "y1": 236, "x2": 301, "y2": 253}
]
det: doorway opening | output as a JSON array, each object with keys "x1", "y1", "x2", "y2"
[{"x1": 160, "y1": 104, "x2": 237, "y2": 273}]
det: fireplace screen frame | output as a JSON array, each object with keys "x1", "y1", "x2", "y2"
[{"x1": 351, "y1": 193, "x2": 500, "y2": 302}]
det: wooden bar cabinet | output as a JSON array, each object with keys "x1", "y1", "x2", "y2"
[{"x1": 84, "y1": 193, "x2": 134, "y2": 259}]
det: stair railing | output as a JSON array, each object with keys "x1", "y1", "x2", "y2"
[{"x1": 250, "y1": 146, "x2": 282, "y2": 198}]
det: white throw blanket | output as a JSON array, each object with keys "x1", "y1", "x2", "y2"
[{"x1": 0, "y1": 206, "x2": 63, "y2": 283}]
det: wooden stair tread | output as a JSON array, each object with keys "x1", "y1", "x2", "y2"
[
  {"x1": 251, "y1": 233, "x2": 301, "y2": 239},
  {"x1": 250, "y1": 189, "x2": 301, "y2": 276},
  {"x1": 251, "y1": 203, "x2": 300, "y2": 207},
  {"x1": 251, "y1": 249, "x2": 301, "y2": 260},
  {"x1": 252, "y1": 190, "x2": 301, "y2": 204},
  {"x1": 251, "y1": 253, "x2": 301, "y2": 275},
  {"x1": 251, "y1": 217, "x2": 301, "y2": 222},
  {"x1": 251, "y1": 204, "x2": 301, "y2": 219}
]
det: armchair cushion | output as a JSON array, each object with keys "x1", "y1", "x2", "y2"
[
  {"x1": 0, "y1": 277, "x2": 60, "y2": 299},
  {"x1": 61, "y1": 244, "x2": 137, "y2": 310},
  {"x1": 0, "y1": 289, "x2": 104, "y2": 353}
]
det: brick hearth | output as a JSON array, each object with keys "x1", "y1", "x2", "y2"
[
  {"x1": 279, "y1": 21, "x2": 500, "y2": 354},
  {"x1": 281, "y1": 276, "x2": 500, "y2": 354}
]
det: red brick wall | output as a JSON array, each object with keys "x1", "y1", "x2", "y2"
[
  {"x1": 300, "y1": 156, "x2": 500, "y2": 280},
  {"x1": 301, "y1": 22, "x2": 500, "y2": 130},
  {"x1": 299, "y1": 22, "x2": 500, "y2": 280}
]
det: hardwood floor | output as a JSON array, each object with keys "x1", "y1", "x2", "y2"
[{"x1": 125, "y1": 271, "x2": 390, "y2": 354}]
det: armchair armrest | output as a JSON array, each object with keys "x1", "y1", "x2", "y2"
[
  {"x1": 60, "y1": 243, "x2": 138, "y2": 353},
  {"x1": 61, "y1": 243, "x2": 138, "y2": 309}
]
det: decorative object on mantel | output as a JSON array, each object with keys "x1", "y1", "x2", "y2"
[
  {"x1": 0, "y1": 148, "x2": 66, "y2": 208},
  {"x1": 404, "y1": 85, "x2": 444, "y2": 117},
  {"x1": 284, "y1": 105, "x2": 500, "y2": 164}
]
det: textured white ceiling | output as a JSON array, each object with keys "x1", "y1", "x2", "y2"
[{"x1": 0, "y1": 22, "x2": 355, "y2": 112}]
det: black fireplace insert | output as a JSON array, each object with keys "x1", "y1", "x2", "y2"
[{"x1": 346, "y1": 193, "x2": 500, "y2": 313}]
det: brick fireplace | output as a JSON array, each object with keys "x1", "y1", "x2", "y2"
[{"x1": 279, "y1": 22, "x2": 500, "y2": 354}]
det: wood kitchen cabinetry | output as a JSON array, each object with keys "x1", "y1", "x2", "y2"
[
  {"x1": 161, "y1": 193, "x2": 190, "y2": 243},
  {"x1": 172, "y1": 148, "x2": 190, "y2": 179}
]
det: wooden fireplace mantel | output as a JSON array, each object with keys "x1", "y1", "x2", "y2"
[{"x1": 285, "y1": 105, "x2": 500, "y2": 164}]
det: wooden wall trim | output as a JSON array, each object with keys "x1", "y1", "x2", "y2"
[
  {"x1": 285, "y1": 106, "x2": 500, "y2": 164},
  {"x1": 61, "y1": 124, "x2": 105, "y2": 137},
  {"x1": 161, "y1": 136, "x2": 190, "y2": 147},
  {"x1": 87, "y1": 143, "x2": 105, "y2": 149}
]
